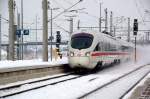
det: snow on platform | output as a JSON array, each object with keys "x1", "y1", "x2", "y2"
[
  {"x1": 123, "y1": 73, "x2": 150, "y2": 99},
  {"x1": 0, "y1": 57, "x2": 68, "y2": 70}
]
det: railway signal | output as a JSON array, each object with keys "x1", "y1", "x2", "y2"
[
  {"x1": 133, "y1": 19, "x2": 138, "y2": 62},
  {"x1": 133, "y1": 19, "x2": 138, "y2": 35},
  {"x1": 56, "y1": 31, "x2": 61, "y2": 48},
  {"x1": 56, "y1": 31, "x2": 62, "y2": 59},
  {"x1": 56, "y1": 31, "x2": 61, "y2": 43}
]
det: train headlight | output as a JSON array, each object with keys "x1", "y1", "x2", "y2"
[
  {"x1": 70, "y1": 52, "x2": 74, "y2": 57},
  {"x1": 85, "y1": 52, "x2": 90, "y2": 57}
]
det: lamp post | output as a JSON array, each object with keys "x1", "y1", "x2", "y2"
[
  {"x1": 21, "y1": 0, "x2": 24, "y2": 60},
  {"x1": 49, "y1": 8, "x2": 59, "y2": 61},
  {"x1": 35, "y1": 15, "x2": 40, "y2": 59},
  {"x1": 99, "y1": 2, "x2": 102, "y2": 32},
  {"x1": 0, "y1": 16, "x2": 9, "y2": 60}
]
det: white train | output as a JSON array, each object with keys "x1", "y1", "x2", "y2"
[{"x1": 68, "y1": 30, "x2": 134, "y2": 69}]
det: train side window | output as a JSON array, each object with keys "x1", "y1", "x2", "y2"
[
  {"x1": 94, "y1": 44, "x2": 99, "y2": 51},
  {"x1": 99, "y1": 43, "x2": 102, "y2": 51}
]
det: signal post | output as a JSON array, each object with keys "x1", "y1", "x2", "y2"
[
  {"x1": 55, "y1": 31, "x2": 62, "y2": 59},
  {"x1": 133, "y1": 19, "x2": 138, "y2": 62}
]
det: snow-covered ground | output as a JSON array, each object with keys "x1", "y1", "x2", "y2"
[
  {"x1": 2, "y1": 61, "x2": 150, "y2": 99},
  {"x1": 0, "y1": 45, "x2": 150, "y2": 99},
  {"x1": 123, "y1": 73, "x2": 150, "y2": 99},
  {"x1": 0, "y1": 57, "x2": 68, "y2": 69}
]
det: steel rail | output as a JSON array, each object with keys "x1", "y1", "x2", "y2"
[
  {"x1": 79, "y1": 64, "x2": 150, "y2": 98},
  {"x1": 0, "y1": 72, "x2": 84, "y2": 98}
]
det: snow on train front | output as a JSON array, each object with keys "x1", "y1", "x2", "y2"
[{"x1": 68, "y1": 32, "x2": 97, "y2": 69}]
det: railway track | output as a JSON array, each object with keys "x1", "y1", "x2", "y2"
[
  {"x1": 79, "y1": 64, "x2": 150, "y2": 99},
  {"x1": 0, "y1": 64, "x2": 71, "y2": 85},
  {"x1": 1, "y1": 64, "x2": 149, "y2": 99},
  {"x1": 119, "y1": 71, "x2": 150, "y2": 99},
  {"x1": 0, "y1": 72, "x2": 85, "y2": 98}
]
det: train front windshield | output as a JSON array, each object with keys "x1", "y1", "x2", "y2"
[{"x1": 71, "y1": 33, "x2": 93, "y2": 50}]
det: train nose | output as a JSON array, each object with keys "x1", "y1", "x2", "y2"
[{"x1": 69, "y1": 57, "x2": 90, "y2": 68}]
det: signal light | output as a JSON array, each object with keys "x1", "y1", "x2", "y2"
[
  {"x1": 133, "y1": 19, "x2": 138, "y2": 35},
  {"x1": 56, "y1": 31, "x2": 61, "y2": 43},
  {"x1": 55, "y1": 31, "x2": 62, "y2": 59}
]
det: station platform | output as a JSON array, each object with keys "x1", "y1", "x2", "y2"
[{"x1": 127, "y1": 74, "x2": 150, "y2": 99}]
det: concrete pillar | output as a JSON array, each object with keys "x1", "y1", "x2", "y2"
[
  {"x1": 42, "y1": 0, "x2": 48, "y2": 61},
  {"x1": 8, "y1": 0, "x2": 15, "y2": 60}
]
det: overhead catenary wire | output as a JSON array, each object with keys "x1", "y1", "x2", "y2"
[
  {"x1": 51, "y1": 0, "x2": 83, "y2": 20},
  {"x1": 53, "y1": 22, "x2": 70, "y2": 33},
  {"x1": 50, "y1": 0, "x2": 103, "y2": 33},
  {"x1": 51, "y1": 1, "x2": 104, "y2": 33}
]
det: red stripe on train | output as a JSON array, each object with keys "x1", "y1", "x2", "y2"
[{"x1": 91, "y1": 52, "x2": 129, "y2": 56}]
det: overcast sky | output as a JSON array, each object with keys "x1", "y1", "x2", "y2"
[{"x1": 0, "y1": 0, "x2": 150, "y2": 41}]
